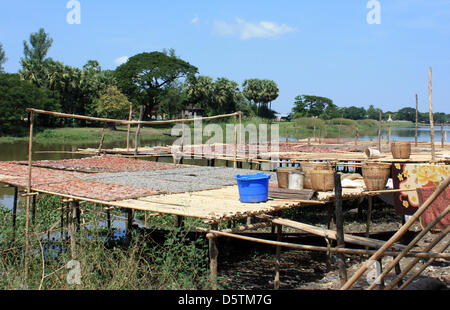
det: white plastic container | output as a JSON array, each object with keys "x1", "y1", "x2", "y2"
[{"x1": 288, "y1": 172, "x2": 304, "y2": 190}]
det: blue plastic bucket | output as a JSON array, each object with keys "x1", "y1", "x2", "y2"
[{"x1": 235, "y1": 173, "x2": 271, "y2": 203}]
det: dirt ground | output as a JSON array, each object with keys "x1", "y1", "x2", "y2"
[{"x1": 217, "y1": 201, "x2": 449, "y2": 291}]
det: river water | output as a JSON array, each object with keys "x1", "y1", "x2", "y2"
[{"x1": 0, "y1": 126, "x2": 448, "y2": 209}]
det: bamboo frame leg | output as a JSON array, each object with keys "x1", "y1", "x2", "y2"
[
  {"x1": 126, "y1": 208, "x2": 134, "y2": 244},
  {"x1": 12, "y1": 186, "x2": 18, "y2": 242},
  {"x1": 334, "y1": 172, "x2": 347, "y2": 286},
  {"x1": 31, "y1": 194, "x2": 37, "y2": 225},
  {"x1": 399, "y1": 241, "x2": 449, "y2": 290},
  {"x1": 274, "y1": 224, "x2": 282, "y2": 289},
  {"x1": 365, "y1": 196, "x2": 373, "y2": 251},
  {"x1": 70, "y1": 201, "x2": 77, "y2": 259},
  {"x1": 106, "y1": 209, "x2": 111, "y2": 230},
  {"x1": 60, "y1": 199, "x2": 64, "y2": 249},
  {"x1": 209, "y1": 224, "x2": 219, "y2": 290},
  {"x1": 24, "y1": 111, "x2": 34, "y2": 287},
  {"x1": 385, "y1": 226, "x2": 450, "y2": 290},
  {"x1": 368, "y1": 204, "x2": 450, "y2": 290},
  {"x1": 341, "y1": 176, "x2": 450, "y2": 290}
]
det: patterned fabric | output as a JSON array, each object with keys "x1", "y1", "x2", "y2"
[
  {"x1": 392, "y1": 163, "x2": 450, "y2": 216},
  {"x1": 416, "y1": 186, "x2": 450, "y2": 233}
]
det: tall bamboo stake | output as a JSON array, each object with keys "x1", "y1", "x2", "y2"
[
  {"x1": 12, "y1": 186, "x2": 18, "y2": 241},
  {"x1": 233, "y1": 115, "x2": 237, "y2": 168},
  {"x1": 274, "y1": 224, "x2": 282, "y2": 289},
  {"x1": 415, "y1": 94, "x2": 419, "y2": 147},
  {"x1": 126, "y1": 104, "x2": 133, "y2": 151},
  {"x1": 441, "y1": 123, "x2": 444, "y2": 148},
  {"x1": 341, "y1": 175, "x2": 450, "y2": 290},
  {"x1": 209, "y1": 223, "x2": 219, "y2": 290},
  {"x1": 378, "y1": 110, "x2": 382, "y2": 152},
  {"x1": 24, "y1": 111, "x2": 34, "y2": 286},
  {"x1": 334, "y1": 172, "x2": 347, "y2": 285},
  {"x1": 429, "y1": 67, "x2": 436, "y2": 162},
  {"x1": 134, "y1": 106, "x2": 144, "y2": 157}
]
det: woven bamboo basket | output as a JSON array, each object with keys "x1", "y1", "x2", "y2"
[
  {"x1": 276, "y1": 167, "x2": 302, "y2": 189},
  {"x1": 391, "y1": 142, "x2": 411, "y2": 159},
  {"x1": 310, "y1": 169, "x2": 335, "y2": 192},
  {"x1": 302, "y1": 162, "x2": 333, "y2": 189},
  {"x1": 362, "y1": 162, "x2": 392, "y2": 191}
]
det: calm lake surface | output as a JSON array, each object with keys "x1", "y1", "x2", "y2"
[{"x1": 0, "y1": 125, "x2": 448, "y2": 209}]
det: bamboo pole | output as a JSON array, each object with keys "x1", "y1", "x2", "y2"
[
  {"x1": 378, "y1": 110, "x2": 382, "y2": 152},
  {"x1": 26, "y1": 108, "x2": 241, "y2": 126},
  {"x1": 429, "y1": 67, "x2": 436, "y2": 162},
  {"x1": 274, "y1": 224, "x2": 282, "y2": 289},
  {"x1": 12, "y1": 186, "x2": 18, "y2": 242},
  {"x1": 266, "y1": 217, "x2": 405, "y2": 250},
  {"x1": 415, "y1": 94, "x2": 419, "y2": 147},
  {"x1": 441, "y1": 123, "x2": 444, "y2": 149},
  {"x1": 126, "y1": 104, "x2": 133, "y2": 151},
  {"x1": 385, "y1": 226, "x2": 450, "y2": 290},
  {"x1": 209, "y1": 223, "x2": 219, "y2": 290},
  {"x1": 97, "y1": 128, "x2": 105, "y2": 154},
  {"x1": 134, "y1": 106, "x2": 144, "y2": 157},
  {"x1": 365, "y1": 196, "x2": 373, "y2": 251},
  {"x1": 368, "y1": 204, "x2": 450, "y2": 290},
  {"x1": 198, "y1": 227, "x2": 447, "y2": 259},
  {"x1": 24, "y1": 111, "x2": 34, "y2": 286},
  {"x1": 334, "y1": 172, "x2": 347, "y2": 285},
  {"x1": 341, "y1": 175, "x2": 450, "y2": 290},
  {"x1": 234, "y1": 115, "x2": 237, "y2": 168},
  {"x1": 398, "y1": 241, "x2": 449, "y2": 290}
]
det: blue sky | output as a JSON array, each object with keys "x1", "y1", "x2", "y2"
[{"x1": 1, "y1": 0, "x2": 450, "y2": 115}]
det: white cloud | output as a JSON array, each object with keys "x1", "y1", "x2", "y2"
[
  {"x1": 114, "y1": 56, "x2": 129, "y2": 66},
  {"x1": 213, "y1": 18, "x2": 298, "y2": 40},
  {"x1": 191, "y1": 15, "x2": 199, "y2": 24}
]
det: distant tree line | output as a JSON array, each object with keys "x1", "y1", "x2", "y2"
[
  {"x1": 291, "y1": 95, "x2": 450, "y2": 124},
  {"x1": 0, "y1": 28, "x2": 280, "y2": 134}
]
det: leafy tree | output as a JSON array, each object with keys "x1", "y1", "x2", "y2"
[
  {"x1": 396, "y1": 107, "x2": 416, "y2": 122},
  {"x1": 23, "y1": 28, "x2": 53, "y2": 62},
  {"x1": 367, "y1": 105, "x2": 380, "y2": 120},
  {"x1": 211, "y1": 77, "x2": 241, "y2": 115},
  {"x1": 93, "y1": 86, "x2": 131, "y2": 129},
  {"x1": 342, "y1": 106, "x2": 367, "y2": 120},
  {"x1": 0, "y1": 43, "x2": 7, "y2": 72},
  {"x1": 0, "y1": 73, "x2": 60, "y2": 133},
  {"x1": 242, "y1": 79, "x2": 279, "y2": 117},
  {"x1": 115, "y1": 51, "x2": 198, "y2": 120},
  {"x1": 184, "y1": 75, "x2": 214, "y2": 115},
  {"x1": 158, "y1": 82, "x2": 186, "y2": 119},
  {"x1": 292, "y1": 95, "x2": 335, "y2": 118}
]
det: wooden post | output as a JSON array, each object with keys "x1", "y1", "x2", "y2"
[
  {"x1": 365, "y1": 196, "x2": 373, "y2": 251},
  {"x1": 31, "y1": 192, "x2": 37, "y2": 225},
  {"x1": 126, "y1": 104, "x2": 133, "y2": 151},
  {"x1": 441, "y1": 123, "x2": 444, "y2": 149},
  {"x1": 106, "y1": 209, "x2": 111, "y2": 230},
  {"x1": 234, "y1": 115, "x2": 237, "y2": 168},
  {"x1": 378, "y1": 110, "x2": 382, "y2": 152},
  {"x1": 209, "y1": 223, "x2": 219, "y2": 290},
  {"x1": 274, "y1": 224, "x2": 282, "y2": 289},
  {"x1": 97, "y1": 128, "x2": 105, "y2": 154},
  {"x1": 429, "y1": 67, "x2": 436, "y2": 162},
  {"x1": 70, "y1": 200, "x2": 78, "y2": 259},
  {"x1": 60, "y1": 199, "x2": 64, "y2": 245},
  {"x1": 12, "y1": 186, "x2": 18, "y2": 242},
  {"x1": 338, "y1": 115, "x2": 343, "y2": 144},
  {"x1": 24, "y1": 111, "x2": 34, "y2": 286},
  {"x1": 415, "y1": 94, "x2": 419, "y2": 147},
  {"x1": 355, "y1": 127, "x2": 359, "y2": 146},
  {"x1": 319, "y1": 127, "x2": 322, "y2": 144},
  {"x1": 126, "y1": 208, "x2": 134, "y2": 244},
  {"x1": 134, "y1": 106, "x2": 144, "y2": 157},
  {"x1": 334, "y1": 172, "x2": 347, "y2": 285}
]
